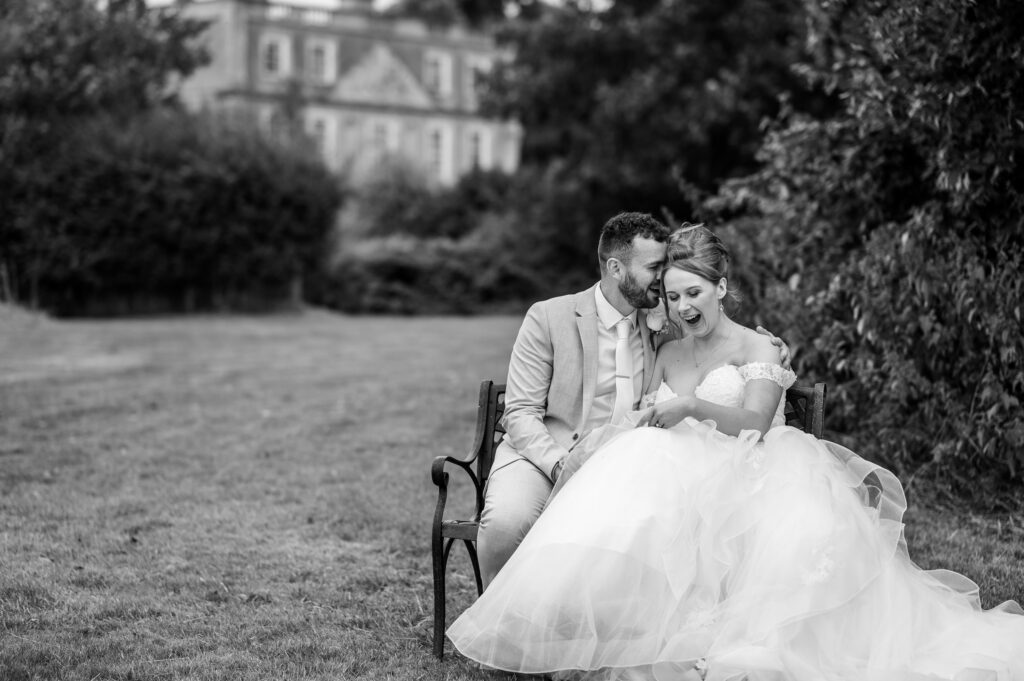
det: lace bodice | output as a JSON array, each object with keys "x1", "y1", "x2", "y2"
[{"x1": 645, "y1": 362, "x2": 797, "y2": 429}]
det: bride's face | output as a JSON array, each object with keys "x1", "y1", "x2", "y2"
[{"x1": 663, "y1": 268, "x2": 727, "y2": 338}]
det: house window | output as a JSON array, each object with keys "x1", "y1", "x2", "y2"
[
  {"x1": 464, "y1": 56, "x2": 492, "y2": 110},
  {"x1": 260, "y1": 33, "x2": 292, "y2": 78},
  {"x1": 311, "y1": 120, "x2": 326, "y2": 149},
  {"x1": 305, "y1": 111, "x2": 338, "y2": 167},
  {"x1": 469, "y1": 131, "x2": 481, "y2": 169},
  {"x1": 429, "y1": 129, "x2": 443, "y2": 174},
  {"x1": 426, "y1": 123, "x2": 454, "y2": 183},
  {"x1": 369, "y1": 119, "x2": 399, "y2": 153},
  {"x1": 424, "y1": 56, "x2": 440, "y2": 94},
  {"x1": 264, "y1": 42, "x2": 280, "y2": 74},
  {"x1": 466, "y1": 127, "x2": 492, "y2": 170},
  {"x1": 306, "y1": 39, "x2": 336, "y2": 84},
  {"x1": 267, "y1": 110, "x2": 287, "y2": 140},
  {"x1": 373, "y1": 122, "x2": 390, "y2": 151},
  {"x1": 423, "y1": 50, "x2": 453, "y2": 98},
  {"x1": 311, "y1": 46, "x2": 325, "y2": 79}
]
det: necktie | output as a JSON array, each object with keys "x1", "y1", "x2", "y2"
[{"x1": 611, "y1": 318, "x2": 634, "y2": 424}]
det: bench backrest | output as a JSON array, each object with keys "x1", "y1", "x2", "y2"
[{"x1": 469, "y1": 379, "x2": 826, "y2": 511}]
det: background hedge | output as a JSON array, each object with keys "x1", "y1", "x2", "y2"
[{"x1": 2, "y1": 110, "x2": 342, "y2": 315}]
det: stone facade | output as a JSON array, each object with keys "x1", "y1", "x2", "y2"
[{"x1": 177, "y1": 0, "x2": 522, "y2": 185}]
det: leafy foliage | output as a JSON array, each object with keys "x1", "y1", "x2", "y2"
[
  {"x1": 711, "y1": 0, "x2": 1024, "y2": 499},
  {"x1": 337, "y1": 158, "x2": 515, "y2": 241},
  {"x1": 484, "y1": 0, "x2": 815, "y2": 211},
  {"x1": 3, "y1": 110, "x2": 342, "y2": 315},
  {"x1": 314, "y1": 165, "x2": 548, "y2": 313},
  {"x1": 385, "y1": 0, "x2": 543, "y2": 27},
  {"x1": 400, "y1": 0, "x2": 820, "y2": 286},
  {"x1": 0, "y1": 0, "x2": 209, "y2": 119},
  {"x1": 0, "y1": 0, "x2": 343, "y2": 315}
]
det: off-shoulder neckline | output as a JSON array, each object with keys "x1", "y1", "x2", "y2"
[{"x1": 697, "y1": 362, "x2": 794, "y2": 392}]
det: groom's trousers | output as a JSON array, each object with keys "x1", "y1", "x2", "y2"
[{"x1": 477, "y1": 440, "x2": 554, "y2": 589}]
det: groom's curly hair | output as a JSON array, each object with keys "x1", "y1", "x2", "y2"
[{"x1": 597, "y1": 212, "x2": 671, "y2": 273}]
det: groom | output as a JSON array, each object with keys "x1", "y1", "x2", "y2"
[{"x1": 477, "y1": 212, "x2": 677, "y2": 587}]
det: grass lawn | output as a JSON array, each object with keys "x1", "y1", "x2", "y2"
[{"x1": 2, "y1": 308, "x2": 1022, "y2": 680}]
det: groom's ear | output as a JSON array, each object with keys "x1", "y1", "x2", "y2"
[{"x1": 606, "y1": 257, "x2": 624, "y2": 280}]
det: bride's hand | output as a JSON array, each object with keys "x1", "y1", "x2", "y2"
[{"x1": 638, "y1": 396, "x2": 692, "y2": 429}]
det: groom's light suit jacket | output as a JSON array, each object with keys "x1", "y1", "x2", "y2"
[{"x1": 494, "y1": 283, "x2": 675, "y2": 480}]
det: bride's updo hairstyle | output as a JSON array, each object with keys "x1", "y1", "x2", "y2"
[{"x1": 663, "y1": 224, "x2": 740, "y2": 308}]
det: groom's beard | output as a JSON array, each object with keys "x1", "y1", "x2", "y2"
[{"x1": 620, "y1": 271, "x2": 659, "y2": 309}]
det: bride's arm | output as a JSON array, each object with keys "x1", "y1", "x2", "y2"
[
  {"x1": 676, "y1": 382, "x2": 782, "y2": 437},
  {"x1": 645, "y1": 338, "x2": 784, "y2": 437}
]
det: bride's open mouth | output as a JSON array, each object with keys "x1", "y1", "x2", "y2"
[{"x1": 683, "y1": 312, "x2": 702, "y2": 326}]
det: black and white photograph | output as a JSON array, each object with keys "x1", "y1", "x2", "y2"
[{"x1": 2, "y1": 0, "x2": 1023, "y2": 679}]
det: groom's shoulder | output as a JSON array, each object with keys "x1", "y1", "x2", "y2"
[
  {"x1": 518, "y1": 285, "x2": 594, "y2": 332},
  {"x1": 531, "y1": 284, "x2": 595, "y2": 313},
  {"x1": 540, "y1": 280, "x2": 598, "y2": 307}
]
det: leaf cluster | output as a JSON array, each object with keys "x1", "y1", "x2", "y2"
[
  {"x1": 483, "y1": 0, "x2": 816, "y2": 210},
  {"x1": 711, "y1": 0, "x2": 1024, "y2": 501},
  {"x1": 0, "y1": 0, "x2": 210, "y2": 120}
]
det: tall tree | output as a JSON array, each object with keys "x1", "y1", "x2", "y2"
[
  {"x1": 477, "y1": 0, "x2": 817, "y2": 262},
  {"x1": 0, "y1": 0, "x2": 210, "y2": 121}
]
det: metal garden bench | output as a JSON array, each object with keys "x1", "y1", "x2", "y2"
[{"x1": 429, "y1": 379, "x2": 827, "y2": 658}]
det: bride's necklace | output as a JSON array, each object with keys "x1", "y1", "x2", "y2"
[{"x1": 692, "y1": 326, "x2": 733, "y2": 367}]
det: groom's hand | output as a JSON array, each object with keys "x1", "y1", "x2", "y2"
[{"x1": 756, "y1": 325, "x2": 793, "y2": 370}]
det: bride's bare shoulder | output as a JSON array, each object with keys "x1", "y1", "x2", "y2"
[{"x1": 737, "y1": 325, "x2": 783, "y2": 363}]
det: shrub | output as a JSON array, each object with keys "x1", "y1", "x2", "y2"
[
  {"x1": 709, "y1": 0, "x2": 1024, "y2": 501},
  {"x1": 309, "y1": 229, "x2": 544, "y2": 315},
  {"x1": 2, "y1": 109, "x2": 343, "y2": 315},
  {"x1": 338, "y1": 157, "x2": 516, "y2": 241}
]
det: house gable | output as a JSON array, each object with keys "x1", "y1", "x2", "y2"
[{"x1": 333, "y1": 43, "x2": 433, "y2": 109}]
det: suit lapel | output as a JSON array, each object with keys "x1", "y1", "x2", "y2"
[{"x1": 575, "y1": 286, "x2": 599, "y2": 428}]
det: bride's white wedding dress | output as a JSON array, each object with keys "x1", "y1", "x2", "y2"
[{"x1": 447, "y1": 363, "x2": 1024, "y2": 681}]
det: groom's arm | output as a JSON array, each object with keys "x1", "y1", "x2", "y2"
[{"x1": 502, "y1": 302, "x2": 571, "y2": 481}]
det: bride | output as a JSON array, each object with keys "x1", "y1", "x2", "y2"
[{"x1": 446, "y1": 225, "x2": 1024, "y2": 680}]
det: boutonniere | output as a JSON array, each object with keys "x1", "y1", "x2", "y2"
[{"x1": 645, "y1": 302, "x2": 670, "y2": 335}]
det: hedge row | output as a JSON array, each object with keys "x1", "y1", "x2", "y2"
[{"x1": 1, "y1": 109, "x2": 343, "y2": 315}]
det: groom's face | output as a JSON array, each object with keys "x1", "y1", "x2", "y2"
[{"x1": 618, "y1": 236, "x2": 667, "y2": 309}]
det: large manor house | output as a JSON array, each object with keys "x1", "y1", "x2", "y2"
[{"x1": 177, "y1": 0, "x2": 522, "y2": 185}]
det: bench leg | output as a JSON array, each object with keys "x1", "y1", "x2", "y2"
[
  {"x1": 464, "y1": 539, "x2": 483, "y2": 596},
  {"x1": 432, "y1": 536, "x2": 450, "y2": 658}
]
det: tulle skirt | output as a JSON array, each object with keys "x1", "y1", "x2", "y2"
[{"x1": 447, "y1": 419, "x2": 1024, "y2": 681}]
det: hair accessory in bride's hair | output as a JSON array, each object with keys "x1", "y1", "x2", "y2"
[{"x1": 670, "y1": 223, "x2": 702, "y2": 239}]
